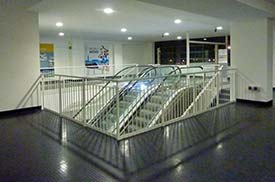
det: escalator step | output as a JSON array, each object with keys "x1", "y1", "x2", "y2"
[
  {"x1": 126, "y1": 124, "x2": 142, "y2": 133},
  {"x1": 151, "y1": 95, "x2": 163, "y2": 104},
  {"x1": 124, "y1": 95, "x2": 136, "y2": 102},
  {"x1": 132, "y1": 116, "x2": 148, "y2": 127},
  {"x1": 140, "y1": 109, "x2": 155, "y2": 119},
  {"x1": 144, "y1": 102, "x2": 161, "y2": 111}
]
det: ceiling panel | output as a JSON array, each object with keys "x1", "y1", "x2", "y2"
[{"x1": 32, "y1": 0, "x2": 229, "y2": 41}]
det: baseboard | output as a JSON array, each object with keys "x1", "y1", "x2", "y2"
[
  {"x1": 0, "y1": 106, "x2": 42, "y2": 118},
  {"x1": 236, "y1": 99, "x2": 273, "y2": 107}
]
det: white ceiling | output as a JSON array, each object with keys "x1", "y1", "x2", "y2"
[
  {"x1": 139, "y1": 0, "x2": 275, "y2": 21},
  {"x1": 30, "y1": 0, "x2": 231, "y2": 42},
  {"x1": 0, "y1": 0, "x2": 42, "y2": 9},
  {"x1": 29, "y1": 0, "x2": 275, "y2": 42}
]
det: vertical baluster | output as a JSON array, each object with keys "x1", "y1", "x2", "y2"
[
  {"x1": 41, "y1": 75, "x2": 45, "y2": 110},
  {"x1": 116, "y1": 81, "x2": 120, "y2": 139},
  {"x1": 82, "y1": 78, "x2": 86, "y2": 124},
  {"x1": 58, "y1": 76, "x2": 62, "y2": 114}
]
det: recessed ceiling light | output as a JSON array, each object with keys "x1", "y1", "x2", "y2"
[
  {"x1": 103, "y1": 8, "x2": 114, "y2": 14},
  {"x1": 203, "y1": 38, "x2": 207, "y2": 41},
  {"x1": 128, "y1": 37, "x2": 133, "y2": 40},
  {"x1": 163, "y1": 32, "x2": 170, "y2": 36},
  {"x1": 121, "y1": 28, "x2": 127, "y2": 32},
  {"x1": 177, "y1": 36, "x2": 182, "y2": 40},
  {"x1": 56, "y1": 22, "x2": 63, "y2": 27},
  {"x1": 58, "y1": 32, "x2": 65, "y2": 37},
  {"x1": 228, "y1": 46, "x2": 231, "y2": 50},
  {"x1": 216, "y1": 26, "x2": 223, "y2": 30},
  {"x1": 174, "y1": 19, "x2": 182, "y2": 24}
]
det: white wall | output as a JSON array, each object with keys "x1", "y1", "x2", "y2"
[
  {"x1": 231, "y1": 18, "x2": 273, "y2": 102},
  {"x1": 40, "y1": 36, "x2": 154, "y2": 68},
  {"x1": 122, "y1": 43, "x2": 154, "y2": 65},
  {"x1": 40, "y1": 36, "x2": 85, "y2": 68},
  {"x1": 0, "y1": 7, "x2": 40, "y2": 112}
]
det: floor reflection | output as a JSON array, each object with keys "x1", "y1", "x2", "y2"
[{"x1": 22, "y1": 103, "x2": 249, "y2": 181}]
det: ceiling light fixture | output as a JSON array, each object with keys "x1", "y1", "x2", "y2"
[
  {"x1": 121, "y1": 28, "x2": 127, "y2": 32},
  {"x1": 163, "y1": 32, "x2": 170, "y2": 36},
  {"x1": 128, "y1": 37, "x2": 133, "y2": 40},
  {"x1": 177, "y1": 36, "x2": 182, "y2": 40},
  {"x1": 58, "y1": 32, "x2": 65, "y2": 37},
  {"x1": 174, "y1": 19, "x2": 182, "y2": 24},
  {"x1": 203, "y1": 38, "x2": 207, "y2": 41},
  {"x1": 216, "y1": 26, "x2": 223, "y2": 30},
  {"x1": 56, "y1": 22, "x2": 63, "y2": 27},
  {"x1": 103, "y1": 8, "x2": 114, "y2": 14},
  {"x1": 228, "y1": 46, "x2": 231, "y2": 50}
]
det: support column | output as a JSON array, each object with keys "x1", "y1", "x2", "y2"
[
  {"x1": 225, "y1": 36, "x2": 229, "y2": 65},
  {"x1": 231, "y1": 18, "x2": 273, "y2": 103},
  {"x1": 215, "y1": 44, "x2": 218, "y2": 64},
  {"x1": 0, "y1": 7, "x2": 39, "y2": 111}
]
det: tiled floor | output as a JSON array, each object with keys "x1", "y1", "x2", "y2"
[{"x1": 0, "y1": 100, "x2": 275, "y2": 182}]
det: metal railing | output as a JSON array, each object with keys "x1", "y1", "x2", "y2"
[
  {"x1": 23, "y1": 64, "x2": 238, "y2": 140},
  {"x1": 40, "y1": 64, "x2": 155, "y2": 78}
]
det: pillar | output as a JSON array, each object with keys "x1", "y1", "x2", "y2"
[{"x1": 231, "y1": 18, "x2": 273, "y2": 103}]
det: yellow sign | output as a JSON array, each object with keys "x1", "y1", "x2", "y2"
[{"x1": 40, "y1": 44, "x2": 54, "y2": 53}]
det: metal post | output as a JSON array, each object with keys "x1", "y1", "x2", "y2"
[
  {"x1": 58, "y1": 76, "x2": 62, "y2": 114},
  {"x1": 216, "y1": 71, "x2": 220, "y2": 106},
  {"x1": 82, "y1": 78, "x2": 86, "y2": 124},
  {"x1": 157, "y1": 47, "x2": 161, "y2": 64},
  {"x1": 116, "y1": 82, "x2": 120, "y2": 139},
  {"x1": 41, "y1": 75, "x2": 45, "y2": 110},
  {"x1": 186, "y1": 32, "x2": 190, "y2": 66},
  {"x1": 225, "y1": 35, "x2": 229, "y2": 66},
  {"x1": 203, "y1": 73, "x2": 206, "y2": 88},
  {"x1": 230, "y1": 71, "x2": 236, "y2": 102},
  {"x1": 193, "y1": 73, "x2": 196, "y2": 113},
  {"x1": 215, "y1": 44, "x2": 218, "y2": 64}
]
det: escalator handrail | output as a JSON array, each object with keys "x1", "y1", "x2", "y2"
[
  {"x1": 73, "y1": 64, "x2": 154, "y2": 119},
  {"x1": 89, "y1": 65, "x2": 162, "y2": 125},
  {"x1": 179, "y1": 66, "x2": 203, "y2": 71},
  {"x1": 119, "y1": 65, "x2": 204, "y2": 134},
  {"x1": 145, "y1": 66, "x2": 205, "y2": 127},
  {"x1": 116, "y1": 65, "x2": 182, "y2": 133}
]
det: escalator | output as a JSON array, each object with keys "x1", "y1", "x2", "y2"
[
  {"x1": 73, "y1": 65, "x2": 156, "y2": 121},
  {"x1": 119, "y1": 66, "x2": 204, "y2": 134},
  {"x1": 89, "y1": 65, "x2": 180, "y2": 133},
  {"x1": 74, "y1": 64, "x2": 208, "y2": 136}
]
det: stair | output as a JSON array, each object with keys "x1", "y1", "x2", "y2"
[{"x1": 219, "y1": 89, "x2": 230, "y2": 104}]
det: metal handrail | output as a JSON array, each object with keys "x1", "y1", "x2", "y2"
[
  {"x1": 144, "y1": 66, "x2": 220, "y2": 129},
  {"x1": 72, "y1": 64, "x2": 154, "y2": 119},
  {"x1": 119, "y1": 66, "x2": 203, "y2": 134},
  {"x1": 111, "y1": 68, "x2": 234, "y2": 83},
  {"x1": 16, "y1": 75, "x2": 42, "y2": 109},
  {"x1": 124, "y1": 65, "x2": 213, "y2": 132},
  {"x1": 118, "y1": 66, "x2": 183, "y2": 134},
  {"x1": 182, "y1": 67, "x2": 222, "y2": 116},
  {"x1": 88, "y1": 65, "x2": 165, "y2": 125},
  {"x1": 88, "y1": 65, "x2": 203, "y2": 131}
]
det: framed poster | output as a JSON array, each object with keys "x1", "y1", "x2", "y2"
[
  {"x1": 40, "y1": 43, "x2": 54, "y2": 74},
  {"x1": 218, "y1": 49, "x2": 228, "y2": 64},
  {"x1": 85, "y1": 44, "x2": 112, "y2": 68}
]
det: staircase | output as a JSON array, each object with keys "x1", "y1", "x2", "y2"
[
  {"x1": 121, "y1": 83, "x2": 203, "y2": 134},
  {"x1": 125, "y1": 89, "x2": 174, "y2": 133}
]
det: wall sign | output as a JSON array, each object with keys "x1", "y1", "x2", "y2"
[
  {"x1": 218, "y1": 49, "x2": 228, "y2": 64},
  {"x1": 85, "y1": 44, "x2": 112, "y2": 67},
  {"x1": 40, "y1": 43, "x2": 54, "y2": 73}
]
